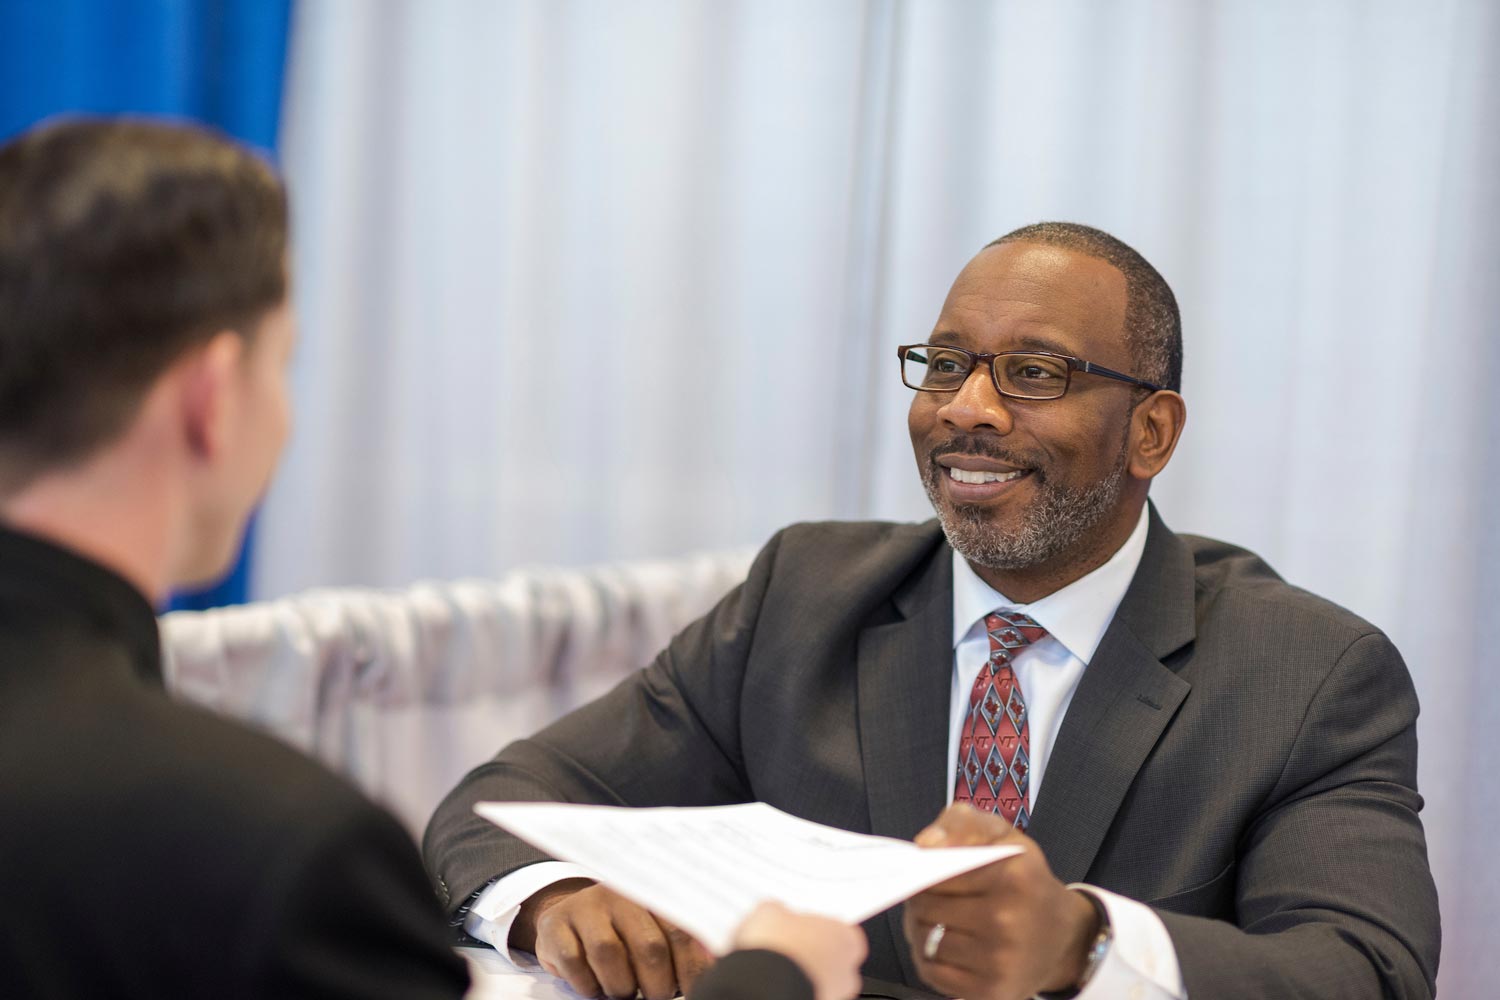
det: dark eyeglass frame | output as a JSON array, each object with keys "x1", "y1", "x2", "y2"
[{"x1": 896, "y1": 343, "x2": 1165, "y2": 401}]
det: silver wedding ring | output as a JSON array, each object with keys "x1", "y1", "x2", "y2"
[{"x1": 922, "y1": 922, "x2": 947, "y2": 961}]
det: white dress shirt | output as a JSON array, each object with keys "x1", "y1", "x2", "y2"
[{"x1": 469, "y1": 506, "x2": 1186, "y2": 999}]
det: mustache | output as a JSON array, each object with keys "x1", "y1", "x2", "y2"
[{"x1": 928, "y1": 435, "x2": 1042, "y2": 472}]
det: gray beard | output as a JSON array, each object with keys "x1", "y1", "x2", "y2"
[{"x1": 921, "y1": 443, "x2": 1129, "y2": 572}]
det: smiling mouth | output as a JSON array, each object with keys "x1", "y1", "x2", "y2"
[{"x1": 947, "y1": 467, "x2": 1028, "y2": 485}]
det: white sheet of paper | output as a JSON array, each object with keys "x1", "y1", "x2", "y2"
[{"x1": 474, "y1": 801, "x2": 1021, "y2": 955}]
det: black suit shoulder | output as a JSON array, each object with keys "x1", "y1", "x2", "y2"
[
  {"x1": 1175, "y1": 532, "x2": 1407, "y2": 715},
  {"x1": 147, "y1": 700, "x2": 469, "y2": 998},
  {"x1": 746, "y1": 519, "x2": 947, "y2": 621},
  {"x1": 767, "y1": 519, "x2": 945, "y2": 573},
  {"x1": 1182, "y1": 531, "x2": 1387, "y2": 643},
  {"x1": 1135, "y1": 533, "x2": 1438, "y2": 997},
  {"x1": 0, "y1": 640, "x2": 469, "y2": 1000}
]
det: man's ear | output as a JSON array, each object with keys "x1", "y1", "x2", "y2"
[
  {"x1": 179, "y1": 331, "x2": 246, "y2": 461},
  {"x1": 1128, "y1": 390, "x2": 1187, "y2": 480}
]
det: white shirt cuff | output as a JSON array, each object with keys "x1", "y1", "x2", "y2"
[
  {"x1": 1069, "y1": 884, "x2": 1186, "y2": 1000},
  {"x1": 462, "y1": 861, "x2": 598, "y2": 968}
]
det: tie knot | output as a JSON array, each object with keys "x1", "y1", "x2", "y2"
[{"x1": 984, "y1": 609, "x2": 1047, "y2": 651}]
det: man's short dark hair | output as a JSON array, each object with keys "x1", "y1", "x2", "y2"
[
  {"x1": 0, "y1": 117, "x2": 288, "y2": 494},
  {"x1": 988, "y1": 222, "x2": 1182, "y2": 393}
]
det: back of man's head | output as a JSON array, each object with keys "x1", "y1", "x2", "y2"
[{"x1": 0, "y1": 117, "x2": 288, "y2": 497}]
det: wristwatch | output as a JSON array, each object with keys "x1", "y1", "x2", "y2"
[{"x1": 1035, "y1": 889, "x2": 1112, "y2": 1000}]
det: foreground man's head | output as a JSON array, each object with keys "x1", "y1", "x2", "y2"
[
  {"x1": 0, "y1": 117, "x2": 294, "y2": 597},
  {"x1": 0, "y1": 117, "x2": 473, "y2": 1000}
]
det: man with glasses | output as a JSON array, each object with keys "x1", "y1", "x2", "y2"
[{"x1": 427, "y1": 222, "x2": 1440, "y2": 1000}]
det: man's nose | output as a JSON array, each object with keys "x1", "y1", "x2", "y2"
[{"x1": 935, "y1": 367, "x2": 1016, "y2": 435}]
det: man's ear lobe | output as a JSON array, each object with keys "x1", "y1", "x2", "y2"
[
  {"x1": 180, "y1": 331, "x2": 245, "y2": 459},
  {"x1": 1129, "y1": 390, "x2": 1187, "y2": 480}
]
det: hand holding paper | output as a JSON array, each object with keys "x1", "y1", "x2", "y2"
[
  {"x1": 903, "y1": 804, "x2": 1104, "y2": 1000},
  {"x1": 474, "y1": 800, "x2": 1021, "y2": 957},
  {"x1": 733, "y1": 901, "x2": 868, "y2": 1000}
]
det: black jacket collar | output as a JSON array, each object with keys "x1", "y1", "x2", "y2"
[{"x1": 0, "y1": 521, "x2": 163, "y2": 686}]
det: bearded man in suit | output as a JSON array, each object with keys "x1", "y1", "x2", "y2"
[{"x1": 426, "y1": 222, "x2": 1440, "y2": 1000}]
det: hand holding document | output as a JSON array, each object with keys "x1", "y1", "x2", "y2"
[{"x1": 475, "y1": 801, "x2": 1021, "y2": 956}]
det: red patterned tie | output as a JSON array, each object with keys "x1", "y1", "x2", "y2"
[{"x1": 953, "y1": 609, "x2": 1046, "y2": 830}]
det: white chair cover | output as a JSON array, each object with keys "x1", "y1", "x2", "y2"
[{"x1": 160, "y1": 550, "x2": 754, "y2": 834}]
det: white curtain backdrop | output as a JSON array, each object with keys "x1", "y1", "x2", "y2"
[{"x1": 265, "y1": 2, "x2": 1498, "y2": 994}]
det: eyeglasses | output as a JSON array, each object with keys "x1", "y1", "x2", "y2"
[{"x1": 897, "y1": 344, "x2": 1164, "y2": 401}]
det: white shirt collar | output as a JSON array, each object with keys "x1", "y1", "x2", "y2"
[{"x1": 950, "y1": 504, "x2": 1151, "y2": 665}]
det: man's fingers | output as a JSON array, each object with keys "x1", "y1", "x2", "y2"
[
  {"x1": 927, "y1": 802, "x2": 1018, "y2": 846},
  {"x1": 659, "y1": 916, "x2": 711, "y2": 991},
  {"x1": 914, "y1": 822, "x2": 948, "y2": 848},
  {"x1": 532, "y1": 885, "x2": 715, "y2": 1000},
  {"x1": 903, "y1": 909, "x2": 990, "y2": 999},
  {"x1": 536, "y1": 922, "x2": 603, "y2": 998},
  {"x1": 914, "y1": 956, "x2": 980, "y2": 1000},
  {"x1": 908, "y1": 881, "x2": 1041, "y2": 968},
  {"x1": 903, "y1": 908, "x2": 987, "y2": 975},
  {"x1": 572, "y1": 905, "x2": 640, "y2": 998},
  {"x1": 611, "y1": 907, "x2": 678, "y2": 1000}
]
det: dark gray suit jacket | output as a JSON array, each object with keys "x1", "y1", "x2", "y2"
[{"x1": 426, "y1": 508, "x2": 1440, "y2": 998}]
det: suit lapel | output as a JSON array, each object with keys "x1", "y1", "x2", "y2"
[
  {"x1": 855, "y1": 544, "x2": 953, "y2": 987},
  {"x1": 857, "y1": 545, "x2": 954, "y2": 841},
  {"x1": 1026, "y1": 505, "x2": 1197, "y2": 885}
]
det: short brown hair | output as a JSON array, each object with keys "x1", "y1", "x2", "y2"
[
  {"x1": 989, "y1": 222, "x2": 1182, "y2": 393},
  {"x1": 0, "y1": 117, "x2": 288, "y2": 493}
]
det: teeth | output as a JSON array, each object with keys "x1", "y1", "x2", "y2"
[{"x1": 948, "y1": 467, "x2": 1024, "y2": 485}]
